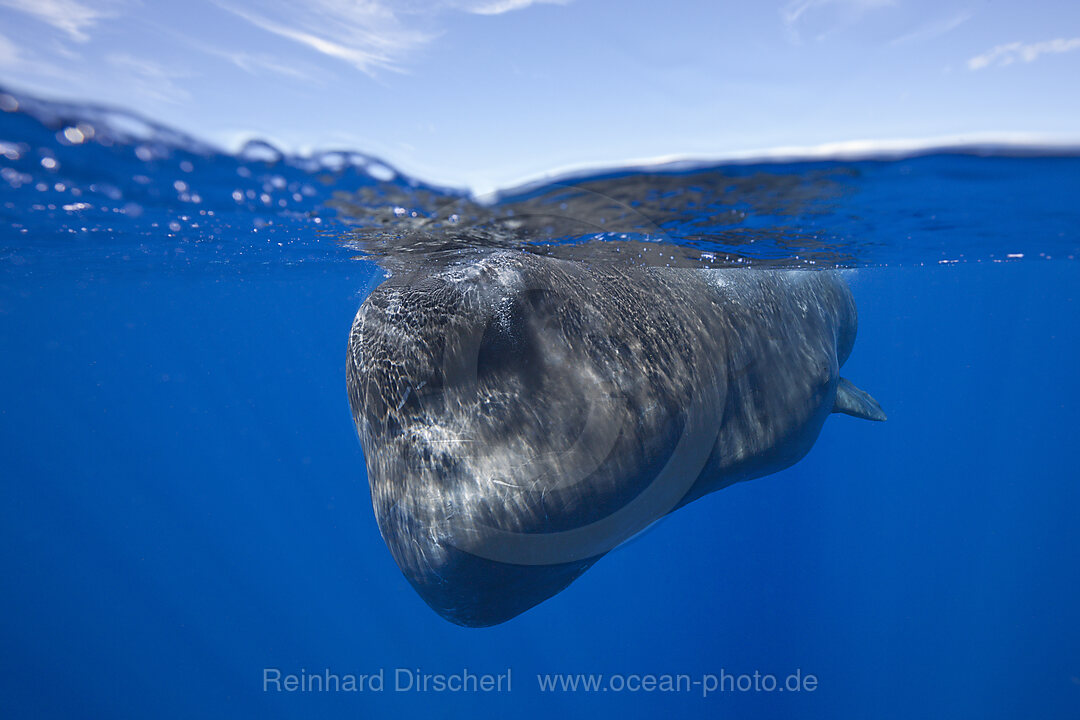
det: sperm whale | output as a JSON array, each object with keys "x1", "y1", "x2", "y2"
[{"x1": 346, "y1": 250, "x2": 885, "y2": 627}]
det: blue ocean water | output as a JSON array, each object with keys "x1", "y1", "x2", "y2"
[{"x1": 1, "y1": 88, "x2": 1079, "y2": 718}]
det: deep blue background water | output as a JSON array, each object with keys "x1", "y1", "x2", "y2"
[{"x1": 2, "y1": 89, "x2": 1079, "y2": 718}]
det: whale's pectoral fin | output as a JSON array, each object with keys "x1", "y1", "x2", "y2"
[{"x1": 833, "y1": 377, "x2": 887, "y2": 422}]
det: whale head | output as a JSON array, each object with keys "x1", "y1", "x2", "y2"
[{"x1": 346, "y1": 251, "x2": 723, "y2": 625}]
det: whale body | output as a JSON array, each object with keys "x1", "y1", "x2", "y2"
[{"x1": 346, "y1": 250, "x2": 885, "y2": 627}]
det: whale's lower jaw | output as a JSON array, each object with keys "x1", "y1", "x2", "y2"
[
  {"x1": 372, "y1": 407, "x2": 831, "y2": 628},
  {"x1": 398, "y1": 539, "x2": 600, "y2": 628},
  {"x1": 366, "y1": 449, "x2": 603, "y2": 627}
]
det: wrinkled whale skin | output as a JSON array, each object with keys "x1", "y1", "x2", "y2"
[{"x1": 347, "y1": 251, "x2": 880, "y2": 627}]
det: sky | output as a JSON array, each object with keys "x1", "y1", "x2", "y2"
[{"x1": 1, "y1": 0, "x2": 1079, "y2": 192}]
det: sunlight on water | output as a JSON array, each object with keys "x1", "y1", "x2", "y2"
[{"x1": 3, "y1": 86, "x2": 1077, "y2": 276}]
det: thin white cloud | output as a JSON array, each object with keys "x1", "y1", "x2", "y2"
[
  {"x1": 214, "y1": 50, "x2": 314, "y2": 81},
  {"x1": 0, "y1": 0, "x2": 108, "y2": 42},
  {"x1": 105, "y1": 54, "x2": 191, "y2": 104},
  {"x1": 780, "y1": 0, "x2": 895, "y2": 43},
  {"x1": 0, "y1": 31, "x2": 22, "y2": 66},
  {"x1": 0, "y1": 29, "x2": 72, "y2": 79},
  {"x1": 889, "y1": 11, "x2": 972, "y2": 47},
  {"x1": 218, "y1": 2, "x2": 428, "y2": 75},
  {"x1": 462, "y1": 0, "x2": 569, "y2": 16},
  {"x1": 216, "y1": 0, "x2": 571, "y2": 75},
  {"x1": 968, "y1": 37, "x2": 1080, "y2": 70}
]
